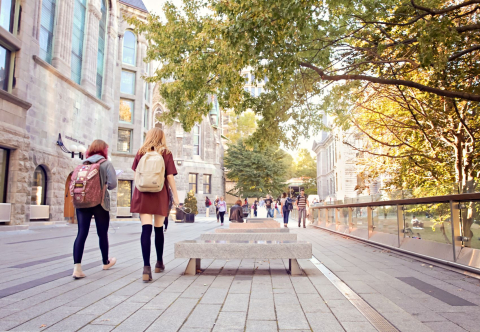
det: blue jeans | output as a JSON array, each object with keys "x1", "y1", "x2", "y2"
[
  {"x1": 283, "y1": 208, "x2": 290, "y2": 224},
  {"x1": 267, "y1": 208, "x2": 274, "y2": 218}
]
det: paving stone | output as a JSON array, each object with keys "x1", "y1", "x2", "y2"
[
  {"x1": 10, "y1": 305, "x2": 81, "y2": 331},
  {"x1": 43, "y1": 313, "x2": 97, "y2": 332},
  {"x1": 248, "y1": 298, "x2": 276, "y2": 321},
  {"x1": 112, "y1": 309, "x2": 163, "y2": 332},
  {"x1": 245, "y1": 320, "x2": 278, "y2": 332},
  {"x1": 200, "y1": 286, "x2": 229, "y2": 304},
  {"x1": 424, "y1": 321, "x2": 467, "y2": 332},
  {"x1": 341, "y1": 321, "x2": 377, "y2": 332},
  {"x1": 91, "y1": 302, "x2": 144, "y2": 325},
  {"x1": 183, "y1": 304, "x2": 222, "y2": 329},
  {"x1": 143, "y1": 292, "x2": 181, "y2": 310},
  {"x1": 229, "y1": 278, "x2": 252, "y2": 294},
  {"x1": 213, "y1": 311, "x2": 246, "y2": 331},
  {"x1": 276, "y1": 304, "x2": 310, "y2": 330},
  {"x1": 78, "y1": 324, "x2": 115, "y2": 332},
  {"x1": 222, "y1": 293, "x2": 250, "y2": 312},
  {"x1": 305, "y1": 312, "x2": 344, "y2": 332},
  {"x1": 297, "y1": 293, "x2": 330, "y2": 313},
  {"x1": 146, "y1": 298, "x2": 198, "y2": 332}
]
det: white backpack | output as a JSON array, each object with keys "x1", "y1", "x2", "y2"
[{"x1": 135, "y1": 151, "x2": 165, "y2": 192}]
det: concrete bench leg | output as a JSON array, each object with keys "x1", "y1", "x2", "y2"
[
  {"x1": 289, "y1": 259, "x2": 302, "y2": 275},
  {"x1": 185, "y1": 258, "x2": 201, "y2": 275}
]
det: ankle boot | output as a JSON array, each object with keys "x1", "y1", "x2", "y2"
[
  {"x1": 142, "y1": 266, "x2": 152, "y2": 282},
  {"x1": 155, "y1": 261, "x2": 165, "y2": 273}
]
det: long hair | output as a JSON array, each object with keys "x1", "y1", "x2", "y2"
[
  {"x1": 86, "y1": 139, "x2": 108, "y2": 159},
  {"x1": 139, "y1": 127, "x2": 170, "y2": 155}
]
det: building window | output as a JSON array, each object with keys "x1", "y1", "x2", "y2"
[
  {"x1": 31, "y1": 166, "x2": 47, "y2": 205},
  {"x1": 0, "y1": 148, "x2": 9, "y2": 203},
  {"x1": 117, "y1": 180, "x2": 132, "y2": 207},
  {"x1": 0, "y1": 0, "x2": 14, "y2": 32},
  {"x1": 119, "y1": 99, "x2": 133, "y2": 123},
  {"x1": 39, "y1": 0, "x2": 56, "y2": 63},
  {"x1": 96, "y1": 0, "x2": 107, "y2": 99},
  {"x1": 123, "y1": 30, "x2": 136, "y2": 65},
  {"x1": 144, "y1": 81, "x2": 149, "y2": 102},
  {"x1": 144, "y1": 105, "x2": 149, "y2": 129},
  {"x1": 193, "y1": 124, "x2": 200, "y2": 155},
  {"x1": 257, "y1": 87, "x2": 262, "y2": 95},
  {"x1": 203, "y1": 174, "x2": 211, "y2": 194},
  {"x1": 0, "y1": 46, "x2": 11, "y2": 91},
  {"x1": 189, "y1": 173, "x2": 197, "y2": 193},
  {"x1": 121, "y1": 70, "x2": 135, "y2": 94},
  {"x1": 117, "y1": 128, "x2": 132, "y2": 153},
  {"x1": 250, "y1": 87, "x2": 255, "y2": 97},
  {"x1": 71, "y1": 0, "x2": 87, "y2": 84}
]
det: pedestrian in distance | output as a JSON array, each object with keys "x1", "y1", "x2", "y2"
[
  {"x1": 275, "y1": 198, "x2": 281, "y2": 216},
  {"x1": 214, "y1": 195, "x2": 220, "y2": 222},
  {"x1": 217, "y1": 196, "x2": 227, "y2": 225},
  {"x1": 205, "y1": 196, "x2": 212, "y2": 214},
  {"x1": 265, "y1": 194, "x2": 274, "y2": 218},
  {"x1": 71, "y1": 140, "x2": 117, "y2": 279},
  {"x1": 253, "y1": 200, "x2": 258, "y2": 217},
  {"x1": 295, "y1": 189, "x2": 309, "y2": 228},
  {"x1": 280, "y1": 192, "x2": 293, "y2": 228},
  {"x1": 130, "y1": 127, "x2": 180, "y2": 282},
  {"x1": 229, "y1": 199, "x2": 244, "y2": 223}
]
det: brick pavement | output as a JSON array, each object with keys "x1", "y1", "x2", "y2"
[{"x1": 0, "y1": 211, "x2": 479, "y2": 331}]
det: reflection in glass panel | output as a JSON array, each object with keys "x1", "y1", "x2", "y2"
[
  {"x1": 121, "y1": 70, "x2": 135, "y2": 94},
  {"x1": 372, "y1": 206, "x2": 398, "y2": 235},
  {"x1": 460, "y1": 202, "x2": 480, "y2": 249},
  {"x1": 0, "y1": 0, "x2": 13, "y2": 32},
  {"x1": 0, "y1": 46, "x2": 10, "y2": 91},
  {"x1": 117, "y1": 180, "x2": 132, "y2": 207},
  {"x1": 31, "y1": 166, "x2": 47, "y2": 205},
  {"x1": 351, "y1": 206, "x2": 369, "y2": 237},
  {"x1": 189, "y1": 173, "x2": 197, "y2": 193},
  {"x1": 119, "y1": 99, "x2": 133, "y2": 123},
  {"x1": 403, "y1": 203, "x2": 452, "y2": 244},
  {"x1": 0, "y1": 148, "x2": 9, "y2": 203},
  {"x1": 117, "y1": 129, "x2": 131, "y2": 153},
  {"x1": 327, "y1": 208, "x2": 335, "y2": 225},
  {"x1": 341, "y1": 207, "x2": 349, "y2": 226},
  {"x1": 203, "y1": 174, "x2": 211, "y2": 194},
  {"x1": 39, "y1": 0, "x2": 56, "y2": 63},
  {"x1": 123, "y1": 31, "x2": 136, "y2": 65}
]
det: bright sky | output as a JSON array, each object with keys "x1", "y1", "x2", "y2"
[{"x1": 141, "y1": 0, "x2": 317, "y2": 158}]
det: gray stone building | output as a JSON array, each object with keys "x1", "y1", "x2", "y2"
[{"x1": 0, "y1": 0, "x2": 153, "y2": 227}]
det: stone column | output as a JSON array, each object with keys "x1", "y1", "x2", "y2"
[
  {"x1": 52, "y1": 0, "x2": 74, "y2": 74},
  {"x1": 81, "y1": 2, "x2": 102, "y2": 94},
  {"x1": 102, "y1": 24, "x2": 117, "y2": 104}
]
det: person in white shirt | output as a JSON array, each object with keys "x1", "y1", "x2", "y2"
[{"x1": 217, "y1": 196, "x2": 227, "y2": 225}]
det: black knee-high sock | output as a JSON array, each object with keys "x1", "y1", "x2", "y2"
[
  {"x1": 154, "y1": 226, "x2": 164, "y2": 263},
  {"x1": 141, "y1": 225, "x2": 153, "y2": 266}
]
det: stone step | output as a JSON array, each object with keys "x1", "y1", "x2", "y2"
[{"x1": 200, "y1": 233, "x2": 297, "y2": 241}]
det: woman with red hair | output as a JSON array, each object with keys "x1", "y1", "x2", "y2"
[{"x1": 72, "y1": 139, "x2": 118, "y2": 279}]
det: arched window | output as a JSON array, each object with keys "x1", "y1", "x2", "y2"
[
  {"x1": 71, "y1": 0, "x2": 87, "y2": 84},
  {"x1": 154, "y1": 107, "x2": 163, "y2": 128},
  {"x1": 39, "y1": 0, "x2": 57, "y2": 63},
  {"x1": 32, "y1": 166, "x2": 47, "y2": 205},
  {"x1": 96, "y1": 0, "x2": 108, "y2": 98},
  {"x1": 123, "y1": 31, "x2": 136, "y2": 65}
]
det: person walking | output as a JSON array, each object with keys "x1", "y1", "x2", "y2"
[
  {"x1": 295, "y1": 189, "x2": 309, "y2": 228},
  {"x1": 280, "y1": 192, "x2": 292, "y2": 228},
  {"x1": 217, "y1": 196, "x2": 227, "y2": 225},
  {"x1": 214, "y1": 196, "x2": 220, "y2": 222},
  {"x1": 275, "y1": 198, "x2": 281, "y2": 217},
  {"x1": 265, "y1": 194, "x2": 274, "y2": 218},
  {"x1": 229, "y1": 199, "x2": 244, "y2": 223},
  {"x1": 72, "y1": 140, "x2": 117, "y2": 279},
  {"x1": 253, "y1": 200, "x2": 258, "y2": 217},
  {"x1": 131, "y1": 128, "x2": 179, "y2": 282}
]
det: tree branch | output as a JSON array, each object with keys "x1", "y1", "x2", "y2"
[
  {"x1": 298, "y1": 62, "x2": 480, "y2": 102},
  {"x1": 449, "y1": 45, "x2": 480, "y2": 61},
  {"x1": 411, "y1": 0, "x2": 480, "y2": 15}
]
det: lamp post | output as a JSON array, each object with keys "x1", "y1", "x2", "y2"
[{"x1": 56, "y1": 134, "x2": 85, "y2": 160}]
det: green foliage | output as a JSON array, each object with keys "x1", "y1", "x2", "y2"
[
  {"x1": 224, "y1": 140, "x2": 287, "y2": 198},
  {"x1": 184, "y1": 191, "x2": 198, "y2": 215},
  {"x1": 225, "y1": 110, "x2": 257, "y2": 143}
]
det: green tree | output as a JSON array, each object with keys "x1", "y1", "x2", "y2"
[
  {"x1": 293, "y1": 148, "x2": 317, "y2": 195},
  {"x1": 224, "y1": 140, "x2": 287, "y2": 198},
  {"x1": 225, "y1": 110, "x2": 257, "y2": 143}
]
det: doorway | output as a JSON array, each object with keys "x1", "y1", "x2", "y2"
[{"x1": 64, "y1": 173, "x2": 75, "y2": 222}]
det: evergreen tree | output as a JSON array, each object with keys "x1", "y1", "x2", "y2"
[
  {"x1": 184, "y1": 191, "x2": 198, "y2": 215},
  {"x1": 225, "y1": 140, "x2": 287, "y2": 199}
]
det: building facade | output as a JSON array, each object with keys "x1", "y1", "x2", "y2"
[{"x1": 0, "y1": 0, "x2": 153, "y2": 226}]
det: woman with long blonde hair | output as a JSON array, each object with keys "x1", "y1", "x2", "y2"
[{"x1": 131, "y1": 127, "x2": 179, "y2": 281}]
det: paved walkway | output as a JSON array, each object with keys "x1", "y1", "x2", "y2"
[{"x1": 0, "y1": 212, "x2": 479, "y2": 331}]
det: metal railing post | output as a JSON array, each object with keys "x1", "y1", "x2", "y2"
[
  {"x1": 397, "y1": 205, "x2": 403, "y2": 248},
  {"x1": 348, "y1": 207, "x2": 353, "y2": 233},
  {"x1": 368, "y1": 206, "x2": 373, "y2": 238},
  {"x1": 450, "y1": 200, "x2": 462, "y2": 262}
]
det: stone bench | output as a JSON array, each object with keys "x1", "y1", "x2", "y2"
[
  {"x1": 215, "y1": 228, "x2": 289, "y2": 233},
  {"x1": 229, "y1": 222, "x2": 280, "y2": 229},
  {"x1": 200, "y1": 233, "x2": 297, "y2": 241},
  {"x1": 175, "y1": 240, "x2": 312, "y2": 275}
]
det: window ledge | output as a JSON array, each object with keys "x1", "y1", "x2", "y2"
[
  {"x1": 33, "y1": 55, "x2": 111, "y2": 110},
  {"x1": 0, "y1": 26, "x2": 21, "y2": 51},
  {"x1": 112, "y1": 153, "x2": 136, "y2": 158},
  {"x1": 0, "y1": 88, "x2": 32, "y2": 110}
]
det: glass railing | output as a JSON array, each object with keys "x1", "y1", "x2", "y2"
[{"x1": 308, "y1": 191, "x2": 480, "y2": 272}]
